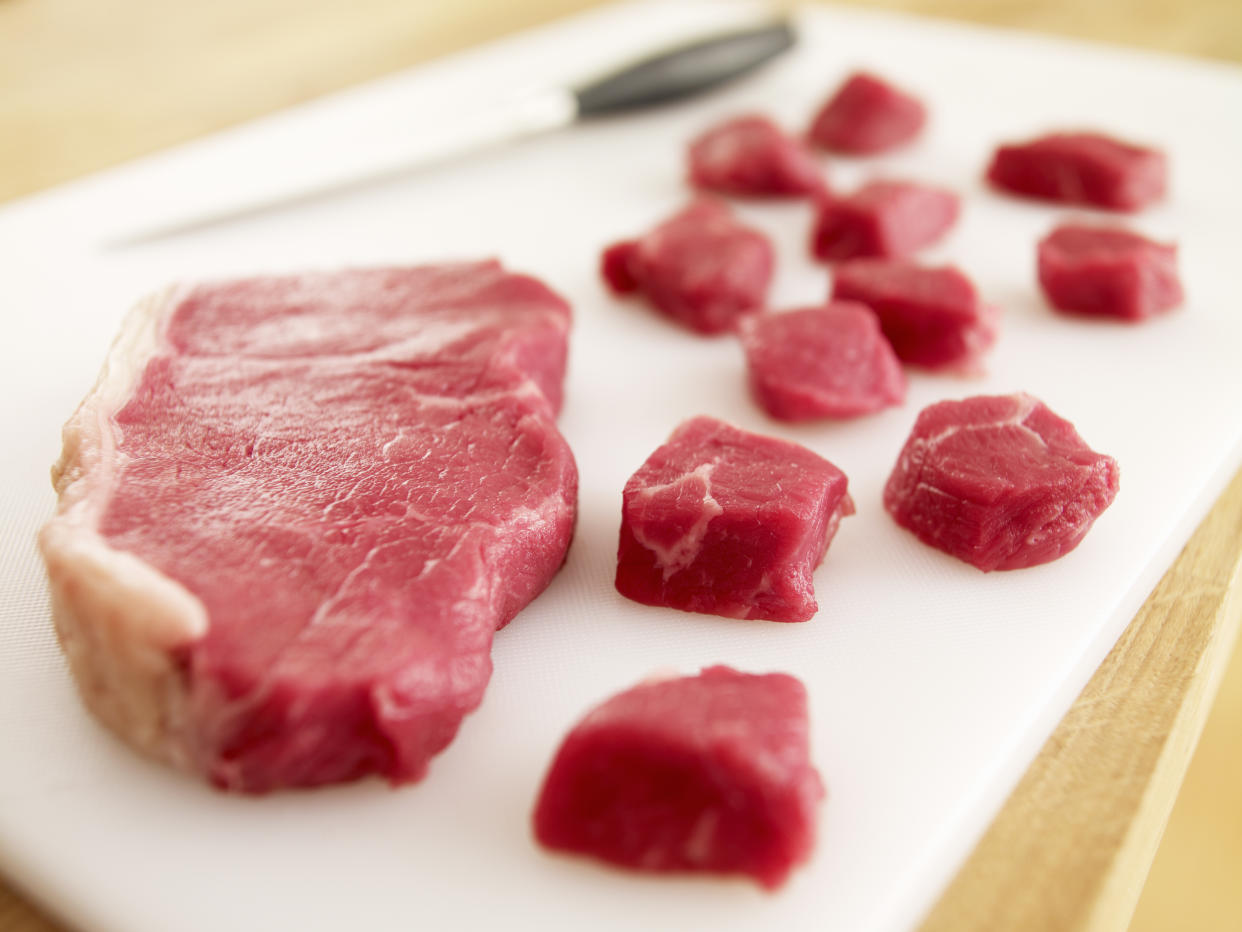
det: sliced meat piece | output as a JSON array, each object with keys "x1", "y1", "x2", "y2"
[
  {"x1": 615, "y1": 416, "x2": 853, "y2": 622},
  {"x1": 739, "y1": 302, "x2": 906, "y2": 420},
  {"x1": 986, "y1": 132, "x2": 1166, "y2": 212},
  {"x1": 687, "y1": 114, "x2": 825, "y2": 199},
  {"x1": 883, "y1": 393, "x2": 1119, "y2": 571},
  {"x1": 807, "y1": 71, "x2": 926, "y2": 155},
  {"x1": 533, "y1": 665, "x2": 824, "y2": 890},
  {"x1": 1037, "y1": 223, "x2": 1182, "y2": 321},
  {"x1": 601, "y1": 200, "x2": 774, "y2": 335},
  {"x1": 810, "y1": 180, "x2": 959, "y2": 262},
  {"x1": 39, "y1": 262, "x2": 578, "y2": 793},
  {"x1": 831, "y1": 259, "x2": 998, "y2": 373}
]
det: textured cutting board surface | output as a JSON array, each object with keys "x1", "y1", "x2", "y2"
[{"x1": 2, "y1": 3, "x2": 1242, "y2": 930}]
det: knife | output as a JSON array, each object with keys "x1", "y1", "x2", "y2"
[{"x1": 106, "y1": 19, "x2": 795, "y2": 246}]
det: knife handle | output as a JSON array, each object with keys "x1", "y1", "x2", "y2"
[{"x1": 573, "y1": 19, "x2": 796, "y2": 117}]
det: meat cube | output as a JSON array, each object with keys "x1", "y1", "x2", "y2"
[
  {"x1": 831, "y1": 259, "x2": 998, "y2": 372},
  {"x1": 739, "y1": 302, "x2": 906, "y2": 420},
  {"x1": 533, "y1": 665, "x2": 824, "y2": 889},
  {"x1": 883, "y1": 393, "x2": 1120, "y2": 571},
  {"x1": 688, "y1": 114, "x2": 826, "y2": 199},
  {"x1": 986, "y1": 132, "x2": 1167, "y2": 212},
  {"x1": 615, "y1": 416, "x2": 853, "y2": 622},
  {"x1": 810, "y1": 180, "x2": 959, "y2": 262},
  {"x1": 1037, "y1": 223, "x2": 1182, "y2": 321},
  {"x1": 602, "y1": 200, "x2": 774, "y2": 335},
  {"x1": 807, "y1": 71, "x2": 927, "y2": 155}
]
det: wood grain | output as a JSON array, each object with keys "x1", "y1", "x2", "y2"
[{"x1": 2, "y1": 2, "x2": 1240, "y2": 930}]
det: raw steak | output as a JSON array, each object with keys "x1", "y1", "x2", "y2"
[
  {"x1": 986, "y1": 132, "x2": 1166, "y2": 211},
  {"x1": 615, "y1": 416, "x2": 853, "y2": 622},
  {"x1": 533, "y1": 665, "x2": 824, "y2": 889},
  {"x1": 810, "y1": 180, "x2": 959, "y2": 261},
  {"x1": 601, "y1": 199, "x2": 774, "y2": 335},
  {"x1": 883, "y1": 393, "x2": 1119, "y2": 571},
  {"x1": 1037, "y1": 223, "x2": 1182, "y2": 321},
  {"x1": 739, "y1": 302, "x2": 906, "y2": 420},
  {"x1": 831, "y1": 259, "x2": 998, "y2": 372},
  {"x1": 687, "y1": 114, "x2": 825, "y2": 199},
  {"x1": 39, "y1": 262, "x2": 578, "y2": 792},
  {"x1": 807, "y1": 71, "x2": 926, "y2": 155}
]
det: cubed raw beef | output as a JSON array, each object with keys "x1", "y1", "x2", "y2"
[
  {"x1": 831, "y1": 259, "x2": 998, "y2": 372},
  {"x1": 615, "y1": 416, "x2": 853, "y2": 622},
  {"x1": 602, "y1": 200, "x2": 774, "y2": 334},
  {"x1": 883, "y1": 393, "x2": 1120, "y2": 571},
  {"x1": 811, "y1": 181, "x2": 959, "y2": 261},
  {"x1": 1037, "y1": 223, "x2": 1182, "y2": 321},
  {"x1": 39, "y1": 262, "x2": 578, "y2": 792},
  {"x1": 807, "y1": 71, "x2": 926, "y2": 155},
  {"x1": 688, "y1": 114, "x2": 825, "y2": 199},
  {"x1": 986, "y1": 132, "x2": 1166, "y2": 212},
  {"x1": 533, "y1": 665, "x2": 824, "y2": 889},
  {"x1": 739, "y1": 302, "x2": 906, "y2": 420}
]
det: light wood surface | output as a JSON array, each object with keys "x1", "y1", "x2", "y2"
[{"x1": 2, "y1": 1, "x2": 1240, "y2": 930}]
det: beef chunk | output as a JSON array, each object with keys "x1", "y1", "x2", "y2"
[
  {"x1": 1037, "y1": 223, "x2": 1182, "y2": 321},
  {"x1": 739, "y1": 302, "x2": 906, "y2": 420},
  {"x1": 533, "y1": 665, "x2": 824, "y2": 889},
  {"x1": 688, "y1": 114, "x2": 826, "y2": 199},
  {"x1": 811, "y1": 181, "x2": 959, "y2": 261},
  {"x1": 602, "y1": 200, "x2": 774, "y2": 334},
  {"x1": 807, "y1": 71, "x2": 926, "y2": 155},
  {"x1": 831, "y1": 259, "x2": 998, "y2": 372},
  {"x1": 615, "y1": 416, "x2": 853, "y2": 622},
  {"x1": 986, "y1": 132, "x2": 1166, "y2": 211},
  {"x1": 883, "y1": 393, "x2": 1120, "y2": 571}
]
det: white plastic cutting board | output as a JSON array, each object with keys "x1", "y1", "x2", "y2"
[{"x1": 2, "y1": 3, "x2": 1242, "y2": 930}]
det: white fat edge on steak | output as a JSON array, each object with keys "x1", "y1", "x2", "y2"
[{"x1": 38, "y1": 285, "x2": 208, "y2": 770}]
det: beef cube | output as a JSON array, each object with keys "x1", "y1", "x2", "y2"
[
  {"x1": 807, "y1": 71, "x2": 926, "y2": 155},
  {"x1": 883, "y1": 393, "x2": 1120, "y2": 571},
  {"x1": 1037, "y1": 223, "x2": 1182, "y2": 321},
  {"x1": 739, "y1": 302, "x2": 906, "y2": 420},
  {"x1": 986, "y1": 132, "x2": 1166, "y2": 212},
  {"x1": 602, "y1": 200, "x2": 774, "y2": 334},
  {"x1": 831, "y1": 259, "x2": 998, "y2": 372},
  {"x1": 811, "y1": 181, "x2": 959, "y2": 261},
  {"x1": 615, "y1": 416, "x2": 853, "y2": 622},
  {"x1": 688, "y1": 114, "x2": 826, "y2": 199},
  {"x1": 533, "y1": 665, "x2": 824, "y2": 889}
]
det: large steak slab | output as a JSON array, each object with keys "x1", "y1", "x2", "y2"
[{"x1": 39, "y1": 262, "x2": 578, "y2": 792}]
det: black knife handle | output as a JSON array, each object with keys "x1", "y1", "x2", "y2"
[{"x1": 573, "y1": 19, "x2": 796, "y2": 118}]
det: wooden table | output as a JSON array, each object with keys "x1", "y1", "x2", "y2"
[{"x1": 3, "y1": 2, "x2": 1240, "y2": 929}]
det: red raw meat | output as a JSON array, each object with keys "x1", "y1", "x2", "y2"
[
  {"x1": 1037, "y1": 223, "x2": 1182, "y2": 321},
  {"x1": 615, "y1": 416, "x2": 853, "y2": 622},
  {"x1": 602, "y1": 200, "x2": 774, "y2": 334},
  {"x1": 533, "y1": 665, "x2": 824, "y2": 890},
  {"x1": 39, "y1": 262, "x2": 578, "y2": 792},
  {"x1": 688, "y1": 114, "x2": 825, "y2": 199},
  {"x1": 831, "y1": 259, "x2": 998, "y2": 372},
  {"x1": 811, "y1": 180, "x2": 959, "y2": 261},
  {"x1": 807, "y1": 71, "x2": 926, "y2": 155},
  {"x1": 883, "y1": 393, "x2": 1119, "y2": 571},
  {"x1": 739, "y1": 302, "x2": 906, "y2": 420},
  {"x1": 986, "y1": 132, "x2": 1166, "y2": 212}
]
